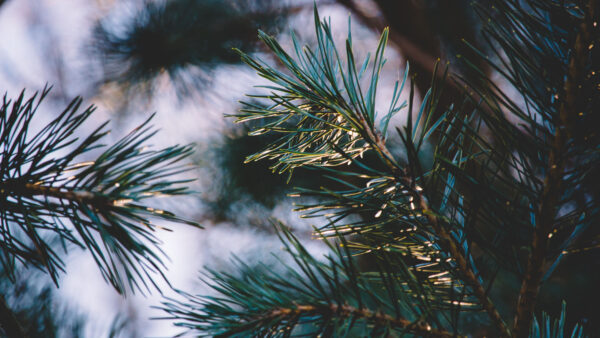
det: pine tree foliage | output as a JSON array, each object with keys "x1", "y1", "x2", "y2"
[
  {"x1": 0, "y1": 87, "x2": 198, "y2": 295},
  {"x1": 162, "y1": 0, "x2": 598, "y2": 336}
]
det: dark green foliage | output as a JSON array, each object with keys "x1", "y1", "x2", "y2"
[
  {"x1": 0, "y1": 87, "x2": 198, "y2": 294},
  {"x1": 93, "y1": 0, "x2": 289, "y2": 97},
  {"x1": 163, "y1": 0, "x2": 598, "y2": 336}
]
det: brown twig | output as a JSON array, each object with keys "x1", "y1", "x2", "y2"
[
  {"x1": 512, "y1": 1, "x2": 596, "y2": 337},
  {"x1": 0, "y1": 181, "x2": 110, "y2": 206},
  {"x1": 260, "y1": 303, "x2": 455, "y2": 337},
  {"x1": 23, "y1": 183, "x2": 100, "y2": 203}
]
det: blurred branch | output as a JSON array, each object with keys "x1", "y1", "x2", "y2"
[
  {"x1": 336, "y1": 0, "x2": 438, "y2": 85},
  {"x1": 0, "y1": 295, "x2": 27, "y2": 338},
  {"x1": 337, "y1": 0, "x2": 491, "y2": 121}
]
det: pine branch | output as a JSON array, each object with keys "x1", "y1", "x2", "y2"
[
  {"x1": 0, "y1": 88, "x2": 199, "y2": 294},
  {"x1": 329, "y1": 72, "x2": 510, "y2": 334},
  {"x1": 92, "y1": 0, "x2": 294, "y2": 100},
  {"x1": 326, "y1": 47, "x2": 509, "y2": 334},
  {"x1": 513, "y1": 1, "x2": 597, "y2": 336}
]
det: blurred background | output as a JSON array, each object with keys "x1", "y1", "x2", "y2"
[{"x1": 0, "y1": 0, "x2": 596, "y2": 336}]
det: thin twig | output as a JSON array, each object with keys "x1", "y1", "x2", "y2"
[
  {"x1": 0, "y1": 181, "x2": 111, "y2": 206},
  {"x1": 23, "y1": 183, "x2": 103, "y2": 203},
  {"x1": 260, "y1": 303, "x2": 455, "y2": 337}
]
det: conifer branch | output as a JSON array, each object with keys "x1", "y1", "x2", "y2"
[
  {"x1": 0, "y1": 88, "x2": 198, "y2": 294},
  {"x1": 169, "y1": 3, "x2": 596, "y2": 335},
  {"x1": 513, "y1": 1, "x2": 596, "y2": 336}
]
